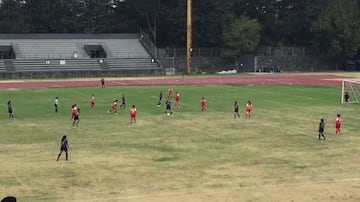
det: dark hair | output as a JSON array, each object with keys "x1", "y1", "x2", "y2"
[
  {"x1": 321, "y1": 118, "x2": 324, "y2": 122},
  {"x1": 337, "y1": 114, "x2": 341, "y2": 117},
  {"x1": 61, "y1": 135, "x2": 67, "y2": 143},
  {"x1": 248, "y1": 101, "x2": 252, "y2": 105},
  {"x1": 8, "y1": 100, "x2": 11, "y2": 104},
  {"x1": 132, "y1": 105, "x2": 135, "y2": 108}
]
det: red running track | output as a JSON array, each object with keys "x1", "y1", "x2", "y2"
[{"x1": 0, "y1": 74, "x2": 344, "y2": 89}]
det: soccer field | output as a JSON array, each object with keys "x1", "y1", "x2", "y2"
[{"x1": 0, "y1": 84, "x2": 360, "y2": 201}]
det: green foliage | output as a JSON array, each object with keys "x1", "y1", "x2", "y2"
[
  {"x1": 311, "y1": 0, "x2": 360, "y2": 57},
  {"x1": 223, "y1": 16, "x2": 261, "y2": 58},
  {"x1": 0, "y1": 0, "x2": 360, "y2": 52}
]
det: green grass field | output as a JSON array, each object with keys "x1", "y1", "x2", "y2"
[{"x1": 0, "y1": 84, "x2": 360, "y2": 202}]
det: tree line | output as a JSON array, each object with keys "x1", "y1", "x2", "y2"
[{"x1": 0, "y1": 0, "x2": 360, "y2": 58}]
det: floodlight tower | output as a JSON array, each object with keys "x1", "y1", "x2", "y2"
[{"x1": 186, "y1": 0, "x2": 192, "y2": 75}]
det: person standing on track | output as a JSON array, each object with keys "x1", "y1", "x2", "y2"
[{"x1": 101, "y1": 78, "x2": 105, "y2": 88}]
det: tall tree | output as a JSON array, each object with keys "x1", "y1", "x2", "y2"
[
  {"x1": 311, "y1": 0, "x2": 360, "y2": 57},
  {"x1": 223, "y1": 16, "x2": 261, "y2": 68}
]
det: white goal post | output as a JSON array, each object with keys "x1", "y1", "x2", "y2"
[{"x1": 341, "y1": 80, "x2": 360, "y2": 104}]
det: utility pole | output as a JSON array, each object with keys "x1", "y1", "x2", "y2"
[{"x1": 186, "y1": 0, "x2": 192, "y2": 75}]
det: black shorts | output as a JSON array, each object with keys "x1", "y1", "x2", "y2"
[
  {"x1": 60, "y1": 146, "x2": 68, "y2": 152},
  {"x1": 319, "y1": 128, "x2": 324, "y2": 133},
  {"x1": 234, "y1": 109, "x2": 239, "y2": 113},
  {"x1": 74, "y1": 115, "x2": 79, "y2": 120},
  {"x1": 54, "y1": 104, "x2": 58, "y2": 108},
  {"x1": 8, "y1": 109, "x2": 13, "y2": 114}
]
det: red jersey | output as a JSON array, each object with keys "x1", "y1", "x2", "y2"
[
  {"x1": 91, "y1": 96, "x2": 95, "y2": 103},
  {"x1": 201, "y1": 99, "x2": 207, "y2": 107},
  {"x1": 175, "y1": 93, "x2": 180, "y2": 102},
  {"x1": 168, "y1": 88, "x2": 173, "y2": 97},
  {"x1": 130, "y1": 107, "x2": 137, "y2": 117},
  {"x1": 112, "y1": 101, "x2": 118, "y2": 109},
  {"x1": 71, "y1": 107, "x2": 77, "y2": 116},
  {"x1": 336, "y1": 117, "x2": 342, "y2": 127},
  {"x1": 246, "y1": 104, "x2": 252, "y2": 112}
]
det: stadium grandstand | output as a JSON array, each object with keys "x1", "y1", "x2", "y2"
[{"x1": 0, "y1": 34, "x2": 162, "y2": 79}]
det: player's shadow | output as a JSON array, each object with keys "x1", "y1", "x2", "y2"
[{"x1": 1, "y1": 196, "x2": 17, "y2": 202}]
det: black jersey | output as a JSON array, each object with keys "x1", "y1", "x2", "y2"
[
  {"x1": 319, "y1": 121, "x2": 324, "y2": 132},
  {"x1": 166, "y1": 101, "x2": 171, "y2": 110},
  {"x1": 234, "y1": 103, "x2": 239, "y2": 112},
  {"x1": 61, "y1": 139, "x2": 68, "y2": 151}
]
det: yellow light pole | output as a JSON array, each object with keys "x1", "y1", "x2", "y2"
[{"x1": 186, "y1": 0, "x2": 192, "y2": 75}]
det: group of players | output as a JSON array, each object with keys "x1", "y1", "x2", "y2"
[
  {"x1": 9, "y1": 81, "x2": 346, "y2": 161},
  {"x1": 317, "y1": 91, "x2": 348, "y2": 140}
]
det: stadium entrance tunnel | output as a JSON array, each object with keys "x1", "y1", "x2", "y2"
[
  {"x1": 0, "y1": 46, "x2": 16, "y2": 59},
  {"x1": 84, "y1": 45, "x2": 107, "y2": 58}
]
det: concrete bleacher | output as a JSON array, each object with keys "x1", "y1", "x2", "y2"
[
  {"x1": 105, "y1": 58, "x2": 160, "y2": 70},
  {"x1": 0, "y1": 34, "x2": 162, "y2": 78},
  {"x1": 13, "y1": 59, "x2": 102, "y2": 72},
  {"x1": 0, "y1": 61, "x2": 6, "y2": 72},
  {"x1": 14, "y1": 40, "x2": 82, "y2": 59}
]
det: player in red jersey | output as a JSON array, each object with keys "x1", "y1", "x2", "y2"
[
  {"x1": 108, "y1": 99, "x2": 119, "y2": 114},
  {"x1": 168, "y1": 87, "x2": 173, "y2": 99},
  {"x1": 335, "y1": 114, "x2": 342, "y2": 135},
  {"x1": 245, "y1": 101, "x2": 252, "y2": 119},
  {"x1": 130, "y1": 105, "x2": 137, "y2": 123},
  {"x1": 201, "y1": 97, "x2": 207, "y2": 112},
  {"x1": 71, "y1": 104, "x2": 80, "y2": 126},
  {"x1": 90, "y1": 94, "x2": 96, "y2": 109},
  {"x1": 175, "y1": 92, "x2": 181, "y2": 109}
]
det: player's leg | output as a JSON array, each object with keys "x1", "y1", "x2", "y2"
[
  {"x1": 57, "y1": 150, "x2": 63, "y2": 161},
  {"x1": 65, "y1": 151, "x2": 68, "y2": 160}
]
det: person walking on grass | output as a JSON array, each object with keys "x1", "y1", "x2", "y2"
[
  {"x1": 245, "y1": 101, "x2": 253, "y2": 119},
  {"x1": 234, "y1": 101, "x2": 240, "y2": 118},
  {"x1": 71, "y1": 104, "x2": 80, "y2": 126},
  {"x1": 7, "y1": 100, "x2": 14, "y2": 119},
  {"x1": 157, "y1": 91, "x2": 163, "y2": 107},
  {"x1": 318, "y1": 118, "x2": 326, "y2": 140},
  {"x1": 90, "y1": 94, "x2": 96, "y2": 110},
  {"x1": 336, "y1": 114, "x2": 342, "y2": 136},
  {"x1": 57, "y1": 135, "x2": 69, "y2": 161},
  {"x1": 120, "y1": 94, "x2": 126, "y2": 110},
  {"x1": 130, "y1": 105, "x2": 137, "y2": 123},
  {"x1": 54, "y1": 97, "x2": 59, "y2": 112}
]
